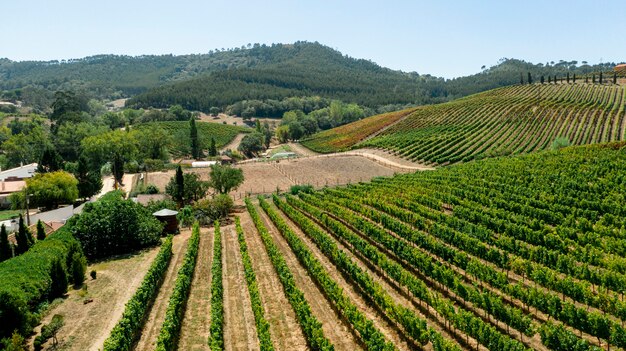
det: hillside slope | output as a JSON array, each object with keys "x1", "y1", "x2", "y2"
[{"x1": 303, "y1": 83, "x2": 626, "y2": 165}]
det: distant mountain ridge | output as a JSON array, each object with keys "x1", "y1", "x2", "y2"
[{"x1": 1, "y1": 41, "x2": 619, "y2": 112}]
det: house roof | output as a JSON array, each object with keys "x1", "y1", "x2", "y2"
[
  {"x1": 153, "y1": 208, "x2": 178, "y2": 216},
  {"x1": 0, "y1": 180, "x2": 26, "y2": 194},
  {"x1": 0, "y1": 163, "x2": 37, "y2": 181}
]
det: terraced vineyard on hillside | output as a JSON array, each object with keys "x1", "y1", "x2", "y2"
[{"x1": 303, "y1": 83, "x2": 626, "y2": 165}]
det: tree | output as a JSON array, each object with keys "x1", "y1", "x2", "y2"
[
  {"x1": 527, "y1": 72, "x2": 532, "y2": 84},
  {"x1": 275, "y1": 125, "x2": 290, "y2": 143},
  {"x1": 49, "y1": 258, "x2": 68, "y2": 298},
  {"x1": 55, "y1": 122, "x2": 109, "y2": 162},
  {"x1": 573, "y1": 73, "x2": 576, "y2": 83},
  {"x1": 25, "y1": 171, "x2": 78, "y2": 210},
  {"x1": 70, "y1": 192, "x2": 162, "y2": 259},
  {"x1": 520, "y1": 73, "x2": 524, "y2": 85},
  {"x1": 255, "y1": 119, "x2": 261, "y2": 133},
  {"x1": 81, "y1": 130, "x2": 137, "y2": 188},
  {"x1": 599, "y1": 72, "x2": 603, "y2": 84},
  {"x1": 166, "y1": 171, "x2": 209, "y2": 205},
  {"x1": 209, "y1": 137, "x2": 217, "y2": 157},
  {"x1": 70, "y1": 252, "x2": 86, "y2": 288},
  {"x1": 134, "y1": 125, "x2": 171, "y2": 161},
  {"x1": 288, "y1": 121, "x2": 305, "y2": 140},
  {"x1": 238, "y1": 132, "x2": 265, "y2": 157},
  {"x1": 36, "y1": 220, "x2": 46, "y2": 241},
  {"x1": 209, "y1": 164, "x2": 244, "y2": 194},
  {"x1": 0, "y1": 224, "x2": 12, "y2": 262},
  {"x1": 566, "y1": 72, "x2": 570, "y2": 83},
  {"x1": 37, "y1": 146, "x2": 63, "y2": 173},
  {"x1": 3, "y1": 331, "x2": 27, "y2": 351},
  {"x1": 174, "y1": 165, "x2": 185, "y2": 206},
  {"x1": 614, "y1": 72, "x2": 617, "y2": 84},
  {"x1": 540, "y1": 76, "x2": 544, "y2": 84},
  {"x1": 262, "y1": 122, "x2": 272, "y2": 148},
  {"x1": 50, "y1": 91, "x2": 88, "y2": 132},
  {"x1": 190, "y1": 117, "x2": 199, "y2": 159},
  {"x1": 75, "y1": 155, "x2": 102, "y2": 200},
  {"x1": 548, "y1": 76, "x2": 552, "y2": 84},
  {"x1": 14, "y1": 215, "x2": 32, "y2": 255},
  {"x1": 593, "y1": 74, "x2": 596, "y2": 83}
]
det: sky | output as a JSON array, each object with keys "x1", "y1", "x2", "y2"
[{"x1": 2, "y1": 0, "x2": 625, "y2": 78}]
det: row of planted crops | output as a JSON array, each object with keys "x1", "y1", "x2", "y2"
[{"x1": 102, "y1": 143, "x2": 626, "y2": 350}]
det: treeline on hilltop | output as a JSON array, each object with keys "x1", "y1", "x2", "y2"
[{"x1": 2, "y1": 41, "x2": 622, "y2": 116}]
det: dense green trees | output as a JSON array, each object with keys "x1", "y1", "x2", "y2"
[
  {"x1": 75, "y1": 155, "x2": 103, "y2": 200},
  {"x1": 69, "y1": 191, "x2": 162, "y2": 260},
  {"x1": 238, "y1": 132, "x2": 265, "y2": 157},
  {"x1": 24, "y1": 171, "x2": 78, "y2": 210},
  {"x1": 165, "y1": 169, "x2": 210, "y2": 206},
  {"x1": 14, "y1": 215, "x2": 33, "y2": 255}
]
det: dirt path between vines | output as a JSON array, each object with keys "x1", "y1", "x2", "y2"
[
  {"x1": 239, "y1": 211, "x2": 308, "y2": 351},
  {"x1": 255, "y1": 204, "x2": 365, "y2": 351},
  {"x1": 135, "y1": 230, "x2": 191, "y2": 351},
  {"x1": 31, "y1": 247, "x2": 160, "y2": 351},
  {"x1": 177, "y1": 227, "x2": 214, "y2": 351},
  {"x1": 223, "y1": 223, "x2": 261, "y2": 351},
  {"x1": 221, "y1": 133, "x2": 247, "y2": 153}
]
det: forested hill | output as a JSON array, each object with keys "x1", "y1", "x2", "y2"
[
  {"x1": 126, "y1": 45, "x2": 619, "y2": 112},
  {"x1": 1, "y1": 41, "x2": 619, "y2": 112}
]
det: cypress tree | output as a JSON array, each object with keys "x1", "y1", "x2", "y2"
[
  {"x1": 255, "y1": 119, "x2": 261, "y2": 133},
  {"x1": 599, "y1": 72, "x2": 603, "y2": 84},
  {"x1": 585, "y1": 76, "x2": 589, "y2": 83},
  {"x1": 566, "y1": 72, "x2": 570, "y2": 83},
  {"x1": 540, "y1": 75, "x2": 545, "y2": 84},
  {"x1": 15, "y1": 214, "x2": 33, "y2": 255},
  {"x1": 36, "y1": 220, "x2": 46, "y2": 241},
  {"x1": 175, "y1": 165, "x2": 184, "y2": 206},
  {"x1": 520, "y1": 73, "x2": 524, "y2": 85},
  {"x1": 76, "y1": 154, "x2": 103, "y2": 199},
  {"x1": 49, "y1": 258, "x2": 68, "y2": 298},
  {"x1": 573, "y1": 74, "x2": 576, "y2": 83},
  {"x1": 527, "y1": 72, "x2": 532, "y2": 84},
  {"x1": 37, "y1": 146, "x2": 63, "y2": 173},
  {"x1": 614, "y1": 72, "x2": 617, "y2": 84},
  {"x1": 593, "y1": 74, "x2": 596, "y2": 84},
  {"x1": 0, "y1": 224, "x2": 12, "y2": 262},
  {"x1": 209, "y1": 137, "x2": 217, "y2": 157},
  {"x1": 548, "y1": 76, "x2": 552, "y2": 84},
  {"x1": 190, "y1": 117, "x2": 199, "y2": 159}
]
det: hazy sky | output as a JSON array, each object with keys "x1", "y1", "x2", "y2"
[{"x1": 3, "y1": 0, "x2": 625, "y2": 78}]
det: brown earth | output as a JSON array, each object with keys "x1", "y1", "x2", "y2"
[
  {"x1": 30, "y1": 247, "x2": 160, "y2": 351},
  {"x1": 135, "y1": 230, "x2": 191, "y2": 351},
  {"x1": 238, "y1": 211, "x2": 308, "y2": 351},
  {"x1": 177, "y1": 227, "x2": 214, "y2": 351},
  {"x1": 254, "y1": 204, "x2": 365, "y2": 351},
  {"x1": 222, "y1": 223, "x2": 261, "y2": 351}
]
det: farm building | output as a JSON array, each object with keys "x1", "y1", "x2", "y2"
[
  {"x1": 153, "y1": 208, "x2": 179, "y2": 234},
  {"x1": 0, "y1": 163, "x2": 37, "y2": 208}
]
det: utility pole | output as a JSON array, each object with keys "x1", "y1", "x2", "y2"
[{"x1": 25, "y1": 194, "x2": 31, "y2": 226}]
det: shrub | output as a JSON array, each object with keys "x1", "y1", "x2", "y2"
[
  {"x1": 290, "y1": 184, "x2": 314, "y2": 195},
  {"x1": 193, "y1": 195, "x2": 233, "y2": 225},
  {"x1": 90, "y1": 270, "x2": 97, "y2": 279}
]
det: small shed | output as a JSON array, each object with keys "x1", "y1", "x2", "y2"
[
  {"x1": 153, "y1": 208, "x2": 179, "y2": 235},
  {"x1": 218, "y1": 155, "x2": 235, "y2": 165},
  {"x1": 192, "y1": 161, "x2": 217, "y2": 168}
]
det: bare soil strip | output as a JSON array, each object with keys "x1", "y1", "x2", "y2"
[
  {"x1": 135, "y1": 230, "x2": 192, "y2": 351},
  {"x1": 177, "y1": 227, "x2": 214, "y2": 351},
  {"x1": 220, "y1": 133, "x2": 247, "y2": 153},
  {"x1": 31, "y1": 247, "x2": 160, "y2": 351},
  {"x1": 239, "y1": 211, "x2": 308, "y2": 351},
  {"x1": 223, "y1": 223, "x2": 262, "y2": 351},
  {"x1": 255, "y1": 204, "x2": 367, "y2": 351}
]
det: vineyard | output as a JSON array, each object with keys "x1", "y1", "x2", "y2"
[
  {"x1": 300, "y1": 108, "x2": 417, "y2": 153},
  {"x1": 302, "y1": 83, "x2": 626, "y2": 165},
  {"x1": 134, "y1": 121, "x2": 248, "y2": 158},
  {"x1": 21, "y1": 142, "x2": 626, "y2": 351}
]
